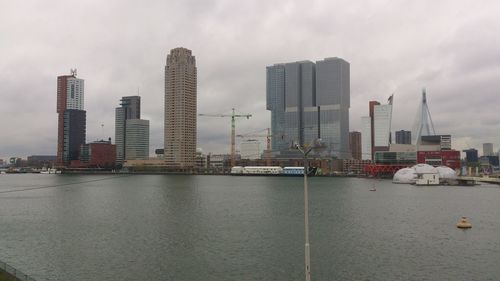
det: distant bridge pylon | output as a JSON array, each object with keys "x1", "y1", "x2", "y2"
[{"x1": 412, "y1": 88, "x2": 436, "y2": 145}]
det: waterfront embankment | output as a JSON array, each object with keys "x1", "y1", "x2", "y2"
[{"x1": 0, "y1": 259, "x2": 36, "y2": 281}]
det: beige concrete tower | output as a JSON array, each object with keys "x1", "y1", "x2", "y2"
[{"x1": 164, "y1": 47, "x2": 197, "y2": 167}]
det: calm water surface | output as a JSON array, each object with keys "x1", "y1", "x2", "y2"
[{"x1": 0, "y1": 174, "x2": 499, "y2": 280}]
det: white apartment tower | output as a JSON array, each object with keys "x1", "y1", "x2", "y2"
[
  {"x1": 361, "y1": 116, "x2": 372, "y2": 160},
  {"x1": 373, "y1": 103, "x2": 393, "y2": 147}
]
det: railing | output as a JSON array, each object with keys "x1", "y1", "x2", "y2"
[{"x1": 0, "y1": 259, "x2": 37, "y2": 281}]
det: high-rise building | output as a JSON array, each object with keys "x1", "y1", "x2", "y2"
[
  {"x1": 266, "y1": 64, "x2": 287, "y2": 151},
  {"x1": 361, "y1": 97, "x2": 393, "y2": 161},
  {"x1": 395, "y1": 130, "x2": 412, "y2": 144},
  {"x1": 361, "y1": 116, "x2": 372, "y2": 160},
  {"x1": 266, "y1": 57, "x2": 350, "y2": 159},
  {"x1": 463, "y1": 148, "x2": 478, "y2": 163},
  {"x1": 115, "y1": 107, "x2": 126, "y2": 163},
  {"x1": 283, "y1": 61, "x2": 317, "y2": 148},
  {"x1": 316, "y1": 58, "x2": 350, "y2": 159},
  {"x1": 121, "y1": 96, "x2": 141, "y2": 119},
  {"x1": 115, "y1": 96, "x2": 144, "y2": 164},
  {"x1": 240, "y1": 139, "x2": 262, "y2": 160},
  {"x1": 349, "y1": 131, "x2": 362, "y2": 160},
  {"x1": 483, "y1": 143, "x2": 494, "y2": 156},
  {"x1": 373, "y1": 95, "x2": 393, "y2": 149},
  {"x1": 63, "y1": 109, "x2": 86, "y2": 163},
  {"x1": 56, "y1": 71, "x2": 86, "y2": 166},
  {"x1": 368, "y1": 101, "x2": 380, "y2": 159},
  {"x1": 373, "y1": 104, "x2": 393, "y2": 147},
  {"x1": 125, "y1": 119, "x2": 149, "y2": 160},
  {"x1": 164, "y1": 47, "x2": 197, "y2": 168}
]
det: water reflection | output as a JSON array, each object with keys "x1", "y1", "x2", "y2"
[{"x1": 0, "y1": 175, "x2": 499, "y2": 280}]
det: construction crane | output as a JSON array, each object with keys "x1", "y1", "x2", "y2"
[
  {"x1": 199, "y1": 108, "x2": 252, "y2": 167},
  {"x1": 236, "y1": 128, "x2": 271, "y2": 166},
  {"x1": 237, "y1": 128, "x2": 288, "y2": 166}
]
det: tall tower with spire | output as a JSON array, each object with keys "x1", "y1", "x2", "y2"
[{"x1": 412, "y1": 88, "x2": 435, "y2": 145}]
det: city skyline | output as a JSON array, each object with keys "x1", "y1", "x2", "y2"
[{"x1": 2, "y1": 1, "x2": 500, "y2": 159}]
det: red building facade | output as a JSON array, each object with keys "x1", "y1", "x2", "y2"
[
  {"x1": 417, "y1": 150, "x2": 461, "y2": 170},
  {"x1": 79, "y1": 141, "x2": 116, "y2": 168},
  {"x1": 349, "y1": 131, "x2": 362, "y2": 160},
  {"x1": 56, "y1": 75, "x2": 70, "y2": 165}
]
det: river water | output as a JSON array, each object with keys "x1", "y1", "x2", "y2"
[{"x1": 0, "y1": 174, "x2": 499, "y2": 280}]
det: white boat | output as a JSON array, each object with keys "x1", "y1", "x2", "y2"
[
  {"x1": 40, "y1": 168, "x2": 61, "y2": 174},
  {"x1": 230, "y1": 166, "x2": 317, "y2": 176},
  {"x1": 231, "y1": 166, "x2": 283, "y2": 175}
]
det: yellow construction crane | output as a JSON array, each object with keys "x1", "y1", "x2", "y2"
[{"x1": 199, "y1": 108, "x2": 252, "y2": 167}]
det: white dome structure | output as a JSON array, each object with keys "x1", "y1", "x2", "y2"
[
  {"x1": 436, "y1": 166, "x2": 457, "y2": 179},
  {"x1": 393, "y1": 164, "x2": 454, "y2": 184},
  {"x1": 413, "y1": 163, "x2": 438, "y2": 174},
  {"x1": 393, "y1": 167, "x2": 417, "y2": 184}
]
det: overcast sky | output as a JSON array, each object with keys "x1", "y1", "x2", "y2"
[{"x1": 1, "y1": 0, "x2": 500, "y2": 160}]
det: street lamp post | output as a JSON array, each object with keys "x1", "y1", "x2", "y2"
[{"x1": 295, "y1": 140, "x2": 323, "y2": 281}]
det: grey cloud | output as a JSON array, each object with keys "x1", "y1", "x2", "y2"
[{"x1": 2, "y1": 0, "x2": 500, "y2": 159}]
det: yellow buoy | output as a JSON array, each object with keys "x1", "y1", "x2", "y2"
[{"x1": 457, "y1": 217, "x2": 472, "y2": 229}]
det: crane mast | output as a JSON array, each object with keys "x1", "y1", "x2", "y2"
[
  {"x1": 236, "y1": 128, "x2": 284, "y2": 166},
  {"x1": 199, "y1": 108, "x2": 252, "y2": 167}
]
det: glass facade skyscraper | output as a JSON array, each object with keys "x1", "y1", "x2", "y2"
[
  {"x1": 266, "y1": 64, "x2": 287, "y2": 151},
  {"x1": 266, "y1": 57, "x2": 350, "y2": 159},
  {"x1": 373, "y1": 104, "x2": 393, "y2": 147},
  {"x1": 56, "y1": 72, "x2": 86, "y2": 166},
  {"x1": 115, "y1": 96, "x2": 148, "y2": 164},
  {"x1": 361, "y1": 98, "x2": 393, "y2": 161},
  {"x1": 483, "y1": 143, "x2": 494, "y2": 156},
  {"x1": 62, "y1": 109, "x2": 86, "y2": 164},
  {"x1": 125, "y1": 119, "x2": 150, "y2": 160},
  {"x1": 361, "y1": 116, "x2": 372, "y2": 160}
]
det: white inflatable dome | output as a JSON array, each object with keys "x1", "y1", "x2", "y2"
[
  {"x1": 393, "y1": 164, "x2": 454, "y2": 184},
  {"x1": 393, "y1": 167, "x2": 417, "y2": 183},
  {"x1": 413, "y1": 163, "x2": 438, "y2": 174},
  {"x1": 436, "y1": 166, "x2": 457, "y2": 179}
]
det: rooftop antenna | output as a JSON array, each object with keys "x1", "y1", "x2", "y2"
[
  {"x1": 70, "y1": 68, "x2": 77, "y2": 77},
  {"x1": 101, "y1": 124, "x2": 104, "y2": 141}
]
